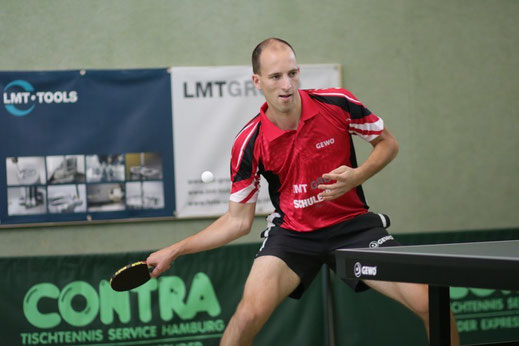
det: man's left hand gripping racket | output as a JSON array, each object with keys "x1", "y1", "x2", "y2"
[{"x1": 110, "y1": 261, "x2": 154, "y2": 292}]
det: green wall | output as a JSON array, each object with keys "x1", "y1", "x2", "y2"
[{"x1": 1, "y1": 0, "x2": 518, "y2": 256}]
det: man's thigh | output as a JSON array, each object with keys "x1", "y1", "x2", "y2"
[
  {"x1": 363, "y1": 279, "x2": 429, "y2": 316},
  {"x1": 241, "y1": 255, "x2": 301, "y2": 310}
]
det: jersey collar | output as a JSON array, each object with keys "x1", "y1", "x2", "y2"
[{"x1": 259, "y1": 89, "x2": 320, "y2": 142}]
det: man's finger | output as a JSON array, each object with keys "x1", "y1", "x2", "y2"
[
  {"x1": 319, "y1": 188, "x2": 336, "y2": 198},
  {"x1": 320, "y1": 191, "x2": 339, "y2": 201},
  {"x1": 322, "y1": 173, "x2": 341, "y2": 181},
  {"x1": 150, "y1": 267, "x2": 160, "y2": 278},
  {"x1": 318, "y1": 183, "x2": 337, "y2": 191},
  {"x1": 327, "y1": 166, "x2": 346, "y2": 175},
  {"x1": 151, "y1": 264, "x2": 168, "y2": 278}
]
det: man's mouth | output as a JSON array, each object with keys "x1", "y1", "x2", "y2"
[{"x1": 279, "y1": 93, "x2": 292, "y2": 100}]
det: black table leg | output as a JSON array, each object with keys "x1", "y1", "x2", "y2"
[{"x1": 429, "y1": 285, "x2": 450, "y2": 346}]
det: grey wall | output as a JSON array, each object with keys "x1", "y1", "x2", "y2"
[{"x1": 1, "y1": 0, "x2": 518, "y2": 256}]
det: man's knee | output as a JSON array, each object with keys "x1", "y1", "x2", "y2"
[
  {"x1": 224, "y1": 256, "x2": 299, "y2": 336},
  {"x1": 233, "y1": 297, "x2": 274, "y2": 328},
  {"x1": 407, "y1": 285, "x2": 429, "y2": 322}
]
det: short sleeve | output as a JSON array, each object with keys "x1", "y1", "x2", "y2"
[
  {"x1": 229, "y1": 120, "x2": 261, "y2": 203},
  {"x1": 309, "y1": 88, "x2": 385, "y2": 142},
  {"x1": 341, "y1": 89, "x2": 384, "y2": 142}
]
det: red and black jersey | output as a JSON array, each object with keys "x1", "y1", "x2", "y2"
[{"x1": 230, "y1": 88, "x2": 384, "y2": 232}]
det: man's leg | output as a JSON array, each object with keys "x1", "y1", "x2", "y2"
[
  {"x1": 220, "y1": 255, "x2": 300, "y2": 346},
  {"x1": 363, "y1": 280, "x2": 460, "y2": 346}
]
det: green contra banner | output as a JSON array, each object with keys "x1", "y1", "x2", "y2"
[
  {"x1": 0, "y1": 244, "x2": 324, "y2": 346},
  {"x1": 1, "y1": 229, "x2": 519, "y2": 346}
]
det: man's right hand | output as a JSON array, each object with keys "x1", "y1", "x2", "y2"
[{"x1": 146, "y1": 245, "x2": 179, "y2": 278}]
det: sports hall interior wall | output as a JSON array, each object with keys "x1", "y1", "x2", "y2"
[{"x1": 1, "y1": 0, "x2": 518, "y2": 256}]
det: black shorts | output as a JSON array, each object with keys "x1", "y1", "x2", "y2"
[{"x1": 256, "y1": 212, "x2": 400, "y2": 299}]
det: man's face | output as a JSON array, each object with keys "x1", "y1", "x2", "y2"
[{"x1": 252, "y1": 44, "x2": 300, "y2": 115}]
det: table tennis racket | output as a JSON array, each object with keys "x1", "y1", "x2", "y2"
[{"x1": 110, "y1": 261, "x2": 153, "y2": 291}]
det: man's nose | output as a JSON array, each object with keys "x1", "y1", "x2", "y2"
[{"x1": 280, "y1": 75, "x2": 291, "y2": 90}]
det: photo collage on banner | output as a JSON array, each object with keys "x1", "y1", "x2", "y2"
[{"x1": 6, "y1": 153, "x2": 165, "y2": 216}]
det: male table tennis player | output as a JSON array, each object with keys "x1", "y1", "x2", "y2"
[{"x1": 147, "y1": 38, "x2": 460, "y2": 345}]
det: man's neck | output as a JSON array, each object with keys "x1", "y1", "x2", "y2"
[{"x1": 265, "y1": 94, "x2": 302, "y2": 131}]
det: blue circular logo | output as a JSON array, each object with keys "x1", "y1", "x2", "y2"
[{"x1": 3, "y1": 80, "x2": 36, "y2": 116}]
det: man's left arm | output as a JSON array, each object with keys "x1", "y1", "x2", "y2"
[{"x1": 317, "y1": 128, "x2": 399, "y2": 201}]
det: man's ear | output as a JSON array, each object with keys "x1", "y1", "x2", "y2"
[{"x1": 252, "y1": 74, "x2": 262, "y2": 90}]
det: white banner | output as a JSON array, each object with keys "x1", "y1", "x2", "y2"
[{"x1": 172, "y1": 65, "x2": 340, "y2": 218}]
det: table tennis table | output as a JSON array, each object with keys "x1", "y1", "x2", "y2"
[{"x1": 335, "y1": 240, "x2": 519, "y2": 346}]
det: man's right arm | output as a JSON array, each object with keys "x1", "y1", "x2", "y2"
[{"x1": 146, "y1": 201, "x2": 256, "y2": 278}]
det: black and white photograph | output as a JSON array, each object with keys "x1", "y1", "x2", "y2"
[
  {"x1": 86, "y1": 183, "x2": 125, "y2": 212},
  {"x1": 46, "y1": 155, "x2": 86, "y2": 184},
  {"x1": 6, "y1": 157, "x2": 46, "y2": 186},
  {"x1": 47, "y1": 184, "x2": 86, "y2": 214},
  {"x1": 86, "y1": 154, "x2": 125, "y2": 183},
  {"x1": 7, "y1": 186, "x2": 47, "y2": 215},
  {"x1": 126, "y1": 181, "x2": 165, "y2": 210}
]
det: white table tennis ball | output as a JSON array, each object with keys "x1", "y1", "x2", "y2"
[{"x1": 201, "y1": 170, "x2": 215, "y2": 183}]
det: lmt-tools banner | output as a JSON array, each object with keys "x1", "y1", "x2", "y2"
[{"x1": 0, "y1": 69, "x2": 175, "y2": 226}]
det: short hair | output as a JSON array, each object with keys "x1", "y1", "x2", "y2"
[{"x1": 251, "y1": 38, "x2": 296, "y2": 74}]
